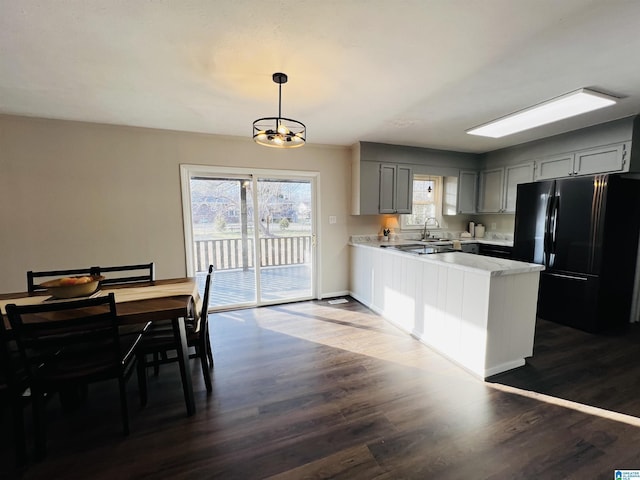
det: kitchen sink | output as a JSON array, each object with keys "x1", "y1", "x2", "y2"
[{"x1": 381, "y1": 242, "x2": 455, "y2": 255}]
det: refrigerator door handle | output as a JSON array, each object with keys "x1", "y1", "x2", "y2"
[
  {"x1": 546, "y1": 272, "x2": 588, "y2": 282},
  {"x1": 543, "y1": 193, "x2": 554, "y2": 267},
  {"x1": 550, "y1": 195, "x2": 559, "y2": 255}
]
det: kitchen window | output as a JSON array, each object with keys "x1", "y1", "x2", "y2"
[{"x1": 400, "y1": 175, "x2": 442, "y2": 229}]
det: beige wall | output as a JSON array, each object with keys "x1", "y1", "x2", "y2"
[{"x1": 0, "y1": 114, "x2": 353, "y2": 295}]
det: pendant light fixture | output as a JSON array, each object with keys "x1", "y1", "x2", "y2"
[{"x1": 253, "y1": 72, "x2": 306, "y2": 148}]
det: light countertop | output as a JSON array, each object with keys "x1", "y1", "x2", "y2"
[{"x1": 349, "y1": 241, "x2": 544, "y2": 276}]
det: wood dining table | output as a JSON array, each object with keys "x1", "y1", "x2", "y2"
[{"x1": 0, "y1": 277, "x2": 200, "y2": 416}]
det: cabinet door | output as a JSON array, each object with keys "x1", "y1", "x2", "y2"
[
  {"x1": 535, "y1": 152, "x2": 575, "y2": 180},
  {"x1": 395, "y1": 165, "x2": 413, "y2": 214},
  {"x1": 477, "y1": 168, "x2": 505, "y2": 213},
  {"x1": 358, "y1": 161, "x2": 381, "y2": 215},
  {"x1": 503, "y1": 162, "x2": 534, "y2": 213},
  {"x1": 457, "y1": 171, "x2": 478, "y2": 214},
  {"x1": 379, "y1": 164, "x2": 397, "y2": 214},
  {"x1": 574, "y1": 142, "x2": 628, "y2": 176}
]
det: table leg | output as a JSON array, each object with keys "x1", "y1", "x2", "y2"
[{"x1": 173, "y1": 316, "x2": 195, "y2": 416}]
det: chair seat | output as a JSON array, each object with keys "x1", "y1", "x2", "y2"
[
  {"x1": 37, "y1": 335, "x2": 140, "y2": 384},
  {"x1": 138, "y1": 320, "x2": 199, "y2": 351}
]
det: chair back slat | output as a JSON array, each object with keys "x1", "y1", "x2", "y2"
[
  {"x1": 98, "y1": 263, "x2": 155, "y2": 286},
  {"x1": 27, "y1": 267, "x2": 100, "y2": 293},
  {"x1": 27, "y1": 263, "x2": 155, "y2": 292}
]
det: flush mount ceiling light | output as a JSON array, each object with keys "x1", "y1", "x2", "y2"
[
  {"x1": 466, "y1": 88, "x2": 618, "y2": 138},
  {"x1": 253, "y1": 72, "x2": 306, "y2": 148}
]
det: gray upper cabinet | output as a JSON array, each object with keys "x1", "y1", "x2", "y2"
[
  {"x1": 356, "y1": 161, "x2": 382, "y2": 215},
  {"x1": 477, "y1": 163, "x2": 533, "y2": 213},
  {"x1": 503, "y1": 162, "x2": 534, "y2": 213},
  {"x1": 534, "y1": 152, "x2": 575, "y2": 180},
  {"x1": 379, "y1": 164, "x2": 413, "y2": 214},
  {"x1": 534, "y1": 142, "x2": 629, "y2": 180},
  {"x1": 394, "y1": 165, "x2": 413, "y2": 214},
  {"x1": 378, "y1": 164, "x2": 397, "y2": 213},
  {"x1": 355, "y1": 161, "x2": 413, "y2": 214},
  {"x1": 477, "y1": 168, "x2": 504, "y2": 213},
  {"x1": 574, "y1": 143, "x2": 628, "y2": 176},
  {"x1": 457, "y1": 170, "x2": 478, "y2": 214}
]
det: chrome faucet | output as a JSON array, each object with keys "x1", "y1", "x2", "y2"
[{"x1": 422, "y1": 217, "x2": 440, "y2": 240}]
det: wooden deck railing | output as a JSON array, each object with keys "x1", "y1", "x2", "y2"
[{"x1": 194, "y1": 236, "x2": 311, "y2": 272}]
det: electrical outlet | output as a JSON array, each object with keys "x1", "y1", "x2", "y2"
[
  {"x1": 490, "y1": 222, "x2": 497, "y2": 230},
  {"x1": 329, "y1": 215, "x2": 337, "y2": 224}
]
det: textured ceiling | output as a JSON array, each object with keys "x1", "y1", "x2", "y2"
[{"x1": 2, "y1": 0, "x2": 640, "y2": 153}]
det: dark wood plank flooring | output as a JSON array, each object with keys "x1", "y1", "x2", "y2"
[{"x1": 2, "y1": 298, "x2": 640, "y2": 479}]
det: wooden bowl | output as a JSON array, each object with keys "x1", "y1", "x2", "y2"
[{"x1": 39, "y1": 275, "x2": 105, "y2": 299}]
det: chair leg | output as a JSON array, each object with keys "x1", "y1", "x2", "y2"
[
  {"x1": 205, "y1": 327, "x2": 214, "y2": 368},
  {"x1": 136, "y1": 354, "x2": 148, "y2": 407},
  {"x1": 11, "y1": 398, "x2": 27, "y2": 466},
  {"x1": 153, "y1": 352, "x2": 160, "y2": 376},
  {"x1": 118, "y1": 377, "x2": 130, "y2": 436},
  {"x1": 32, "y1": 390, "x2": 46, "y2": 460},
  {"x1": 199, "y1": 346, "x2": 212, "y2": 393}
]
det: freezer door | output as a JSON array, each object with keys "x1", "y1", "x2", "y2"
[
  {"x1": 552, "y1": 175, "x2": 606, "y2": 274},
  {"x1": 537, "y1": 270, "x2": 600, "y2": 332},
  {"x1": 513, "y1": 180, "x2": 553, "y2": 264}
]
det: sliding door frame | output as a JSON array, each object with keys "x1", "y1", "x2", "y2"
[{"x1": 180, "y1": 164, "x2": 321, "y2": 305}]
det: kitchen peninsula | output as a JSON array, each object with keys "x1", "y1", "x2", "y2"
[{"x1": 349, "y1": 240, "x2": 545, "y2": 378}]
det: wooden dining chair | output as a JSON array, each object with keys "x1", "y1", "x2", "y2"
[
  {"x1": 98, "y1": 262, "x2": 155, "y2": 286},
  {"x1": 5, "y1": 293, "x2": 145, "y2": 459},
  {"x1": 27, "y1": 266, "x2": 99, "y2": 293},
  {"x1": 0, "y1": 318, "x2": 32, "y2": 466},
  {"x1": 136, "y1": 265, "x2": 214, "y2": 397}
]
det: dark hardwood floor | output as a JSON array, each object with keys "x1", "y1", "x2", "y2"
[{"x1": 3, "y1": 298, "x2": 640, "y2": 479}]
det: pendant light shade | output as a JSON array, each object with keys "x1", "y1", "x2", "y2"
[{"x1": 253, "y1": 72, "x2": 306, "y2": 148}]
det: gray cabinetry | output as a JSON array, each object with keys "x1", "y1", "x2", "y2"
[
  {"x1": 477, "y1": 168, "x2": 505, "y2": 213},
  {"x1": 534, "y1": 152, "x2": 574, "y2": 181},
  {"x1": 356, "y1": 161, "x2": 413, "y2": 215},
  {"x1": 574, "y1": 143, "x2": 627, "y2": 176},
  {"x1": 478, "y1": 162, "x2": 533, "y2": 214},
  {"x1": 457, "y1": 170, "x2": 478, "y2": 214},
  {"x1": 534, "y1": 142, "x2": 629, "y2": 180},
  {"x1": 379, "y1": 164, "x2": 413, "y2": 214},
  {"x1": 503, "y1": 163, "x2": 534, "y2": 213},
  {"x1": 379, "y1": 163, "x2": 413, "y2": 214}
]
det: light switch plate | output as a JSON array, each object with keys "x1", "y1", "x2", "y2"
[{"x1": 329, "y1": 215, "x2": 337, "y2": 224}]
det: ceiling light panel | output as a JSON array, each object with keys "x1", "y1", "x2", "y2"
[{"x1": 466, "y1": 88, "x2": 618, "y2": 138}]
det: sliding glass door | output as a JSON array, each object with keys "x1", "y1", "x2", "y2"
[
  {"x1": 255, "y1": 178, "x2": 313, "y2": 302},
  {"x1": 181, "y1": 166, "x2": 317, "y2": 309}
]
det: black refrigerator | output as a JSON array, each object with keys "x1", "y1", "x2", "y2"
[{"x1": 513, "y1": 174, "x2": 640, "y2": 332}]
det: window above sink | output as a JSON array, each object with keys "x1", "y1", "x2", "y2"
[{"x1": 400, "y1": 174, "x2": 443, "y2": 233}]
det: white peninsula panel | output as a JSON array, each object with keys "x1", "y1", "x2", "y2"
[{"x1": 349, "y1": 244, "x2": 544, "y2": 378}]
